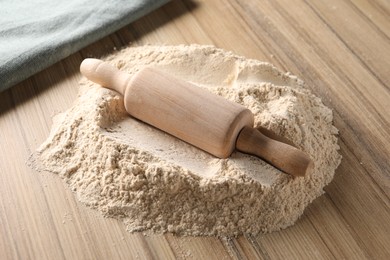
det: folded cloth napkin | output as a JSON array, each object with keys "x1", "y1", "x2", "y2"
[{"x1": 0, "y1": 0, "x2": 170, "y2": 92}]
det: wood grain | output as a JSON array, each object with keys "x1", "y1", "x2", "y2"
[{"x1": 1, "y1": 0, "x2": 389, "y2": 259}]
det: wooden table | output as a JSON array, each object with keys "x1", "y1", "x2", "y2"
[{"x1": 1, "y1": 0, "x2": 389, "y2": 259}]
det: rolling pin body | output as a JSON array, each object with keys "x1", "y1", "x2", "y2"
[
  {"x1": 80, "y1": 59, "x2": 313, "y2": 177},
  {"x1": 126, "y1": 68, "x2": 254, "y2": 158}
]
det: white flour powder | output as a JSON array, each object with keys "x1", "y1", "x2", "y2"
[{"x1": 33, "y1": 45, "x2": 341, "y2": 236}]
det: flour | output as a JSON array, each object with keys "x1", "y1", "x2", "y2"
[{"x1": 33, "y1": 45, "x2": 341, "y2": 236}]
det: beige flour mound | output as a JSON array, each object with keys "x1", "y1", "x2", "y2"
[{"x1": 34, "y1": 45, "x2": 341, "y2": 236}]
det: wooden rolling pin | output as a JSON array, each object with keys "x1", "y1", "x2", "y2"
[{"x1": 80, "y1": 58, "x2": 313, "y2": 177}]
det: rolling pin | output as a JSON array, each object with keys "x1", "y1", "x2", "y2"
[{"x1": 80, "y1": 58, "x2": 313, "y2": 177}]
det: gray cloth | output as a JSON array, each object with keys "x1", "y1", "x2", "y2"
[{"x1": 0, "y1": 0, "x2": 170, "y2": 92}]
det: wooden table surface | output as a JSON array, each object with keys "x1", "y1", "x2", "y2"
[{"x1": 1, "y1": 0, "x2": 389, "y2": 259}]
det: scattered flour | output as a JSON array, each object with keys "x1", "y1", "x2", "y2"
[{"x1": 33, "y1": 45, "x2": 341, "y2": 236}]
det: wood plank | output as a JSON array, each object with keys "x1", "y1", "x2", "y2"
[
  {"x1": 0, "y1": 94, "x2": 70, "y2": 260},
  {"x1": 348, "y1": 0, "x2": 390, "y2": 37},
  {"x1": 223, "y1": 236, "x2": 267, "y2": 259},
  {"x1": 323, "y1": 139, "x2": 390, "y2": 258},
  {"x1": 254, "y1": 217, "x2": 335, "y2": 259},
  {"x1": 305, "y1": 0, "x2": 390, "y2": 86},
  {"x1": 165, "y1": 235, "x2": 232, "y2": 259},
  {"x1": 143, "y1": 235, "x2": 177, "y2": 259},
  {"x1": 306, "y1": 196, "x2": 369, "y2": 259}
]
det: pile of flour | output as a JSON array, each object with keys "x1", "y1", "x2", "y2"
[{"x1": 34, "y1": 45, "x2": 341, "y2": 236}]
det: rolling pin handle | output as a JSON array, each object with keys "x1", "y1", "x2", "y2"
[
  {"x1": 80, "y1": 58, "x2": 129, "y2": 95},
  {"x1": 236, "y1": 126, "x2": 314, "y2": 177}
]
